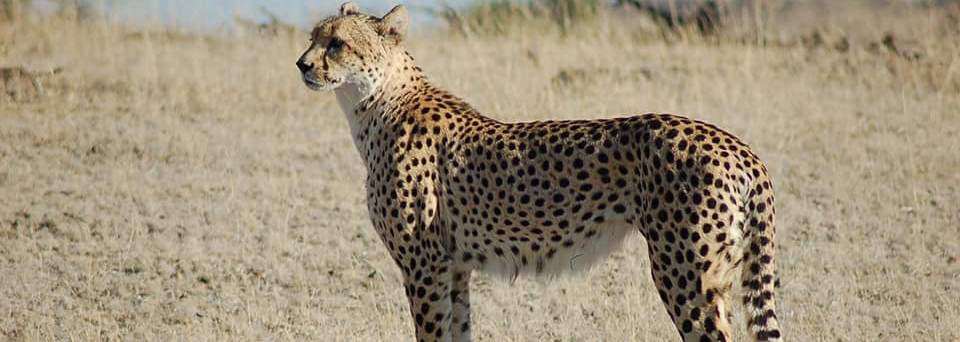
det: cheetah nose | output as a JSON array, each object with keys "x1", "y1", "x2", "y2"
[{"x1": 296, "y1": 58, "x2": 313, "y2": 73}]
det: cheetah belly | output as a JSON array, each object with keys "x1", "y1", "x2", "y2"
[{"x1": 457, "y1": 214, "x2": 637, "y2": 280}]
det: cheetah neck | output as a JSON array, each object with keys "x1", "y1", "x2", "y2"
[
  {"x1": 335, "y1": 51, "x2": 424, "y2": 110},
  {"x1": 334, "y1": 50, "x2": 430, "y2": 150},
  {"x1": 334, "y1": 82, "x2": 367, "y2": 141}
]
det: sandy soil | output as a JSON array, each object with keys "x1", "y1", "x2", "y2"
[{"x1": 1, "y1": 1, "x2": 959, "y2": 341}]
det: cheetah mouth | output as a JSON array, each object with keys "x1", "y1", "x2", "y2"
[
  {"x1": 301, "y1": 73, "x2": 343, "y2": 92},
  {"x1": 301, "y1": 74, "x2": 324, "y2": 90}
]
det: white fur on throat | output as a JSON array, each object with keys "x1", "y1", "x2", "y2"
[
  {"x1": 334, "y1": 82, "x2": 370, "y2": 152},
  {"x1": 334, "y1": 53, "x2": 408, "y2": 151}
]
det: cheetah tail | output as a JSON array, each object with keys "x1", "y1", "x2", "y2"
[{"x1": 741, "y1": 185, "x2": 783, "y2": 342}]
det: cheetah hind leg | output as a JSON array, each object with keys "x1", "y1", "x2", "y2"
[{"x1": 646, "y1": 229, "x2": 737, "y2": 342}]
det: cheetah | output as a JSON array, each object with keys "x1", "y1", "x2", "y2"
[{"x1": 296, "y1": 3, "x2": 783, "y2": 341}]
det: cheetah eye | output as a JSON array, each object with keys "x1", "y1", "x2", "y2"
[{"x1": 328, "y1": 38, "x2": 345, "y2": 50}]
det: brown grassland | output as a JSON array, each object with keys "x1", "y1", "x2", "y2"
[{"x1": 1, "y1": 1, "x2": 959, "y2": 340}]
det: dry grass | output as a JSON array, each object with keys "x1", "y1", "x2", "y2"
[{"x1": 1, "y1": 1, "x2": 959, "y2": 341}]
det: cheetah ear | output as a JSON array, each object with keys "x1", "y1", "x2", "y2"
[
  {"x1": 378, "y1": 5, "x2": 408, "y2": 43},
  {"x1": 339, "y1": 2, "x2": 360, "y2": 16}
]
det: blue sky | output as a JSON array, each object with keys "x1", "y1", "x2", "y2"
[{"x1": 103, "y1": 0, "x2": 474, "y2": 31}]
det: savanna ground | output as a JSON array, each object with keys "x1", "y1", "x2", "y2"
[{"x1": 1, "y1": 0, "x2": 959, "y2": 341}]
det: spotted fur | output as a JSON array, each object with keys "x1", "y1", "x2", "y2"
[{"x1": 296, "y1": 3, "x2": 783, "y2": 341}]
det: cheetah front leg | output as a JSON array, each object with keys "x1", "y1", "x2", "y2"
[
  {"x1": 402, "y1": 255, "x2": 455, "y2": 342},
  {"x1": 449, "y1": 269, "x2": 472, "y2": 342}
]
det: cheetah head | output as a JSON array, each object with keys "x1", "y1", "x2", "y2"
[{"x1": 296, "y1": 2, "x2": 408, "y2": 92}]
